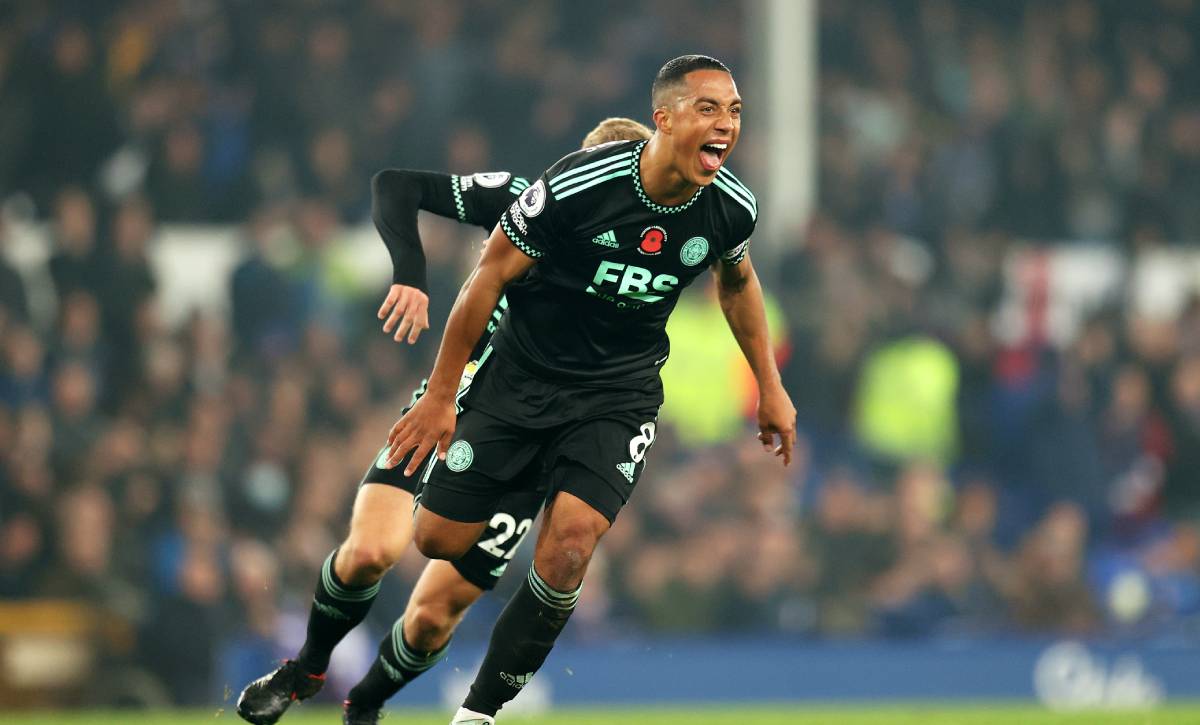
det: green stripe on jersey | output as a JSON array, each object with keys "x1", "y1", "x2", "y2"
[
  {"x1": 455, "y1": 343, "x2": 494, "y2": 409},
  {"x1": 555, "y1": 169, "x2": 632, "y2": 200},
  {"x1": 717, "y1": 168, "x2": 756, "y2": 201},
  {"x1": 716, "y1": 169, "x2": 757, "y2": 216},
  {"x1": 548, "y1": 152, "x2": 633, "y2": 188},
  {"x1": 550, "y1": 157, "x2": 629, "y2": 193},
  {"x1": 712, "y1": 177, "x2": 756, "y2": 221}
]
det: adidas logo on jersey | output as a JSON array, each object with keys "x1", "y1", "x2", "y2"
[
  {"x1": 591, "y1": 229, "x2": 618, "y2": 247},
  {"x1": 616, "y1": 461, "x2": 636, "y2": 483}
]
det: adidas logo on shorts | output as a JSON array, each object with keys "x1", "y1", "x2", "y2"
[
  {"x1": 616, "y1": 461, "x2": 636, "y2": 483},
  {"x1": 499, "y1": 671, "x2": 535, "y2": 689}
]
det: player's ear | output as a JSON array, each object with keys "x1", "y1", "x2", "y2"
[{"x1": 652, "y1": 106, "x2": 671, "y2": 134}]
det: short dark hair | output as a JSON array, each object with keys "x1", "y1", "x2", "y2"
[{"x1": 651, "y1": 54, "x2": 731, "y2": 110}]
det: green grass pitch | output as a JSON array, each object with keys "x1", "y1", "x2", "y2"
[{"x1": 8, "y1": 705, "x2": 1200, "y2": 725}]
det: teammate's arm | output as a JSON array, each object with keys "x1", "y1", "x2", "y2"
[
  {"x1": 382, "y1": 223, "x2": 536, "y2": 475},
  {"x1": 713, "y1": 253, "x2": 797, "y2": 465},
  {"x1": 370, "y1": 170, "x2": 522, "y2": 343},
  {"x1": 371, "y1": 169, "x2": 444, "y2": 344}
]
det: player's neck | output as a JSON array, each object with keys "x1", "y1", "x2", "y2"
[{"x1": 639, "y1": 135, "x2": 699, "y2": 207}]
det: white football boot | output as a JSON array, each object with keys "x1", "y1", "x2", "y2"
[{"x1": 449, "y1": 706, "x2": 496, "y2": 725}]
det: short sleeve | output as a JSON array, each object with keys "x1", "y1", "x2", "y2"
[
  {"x1": 498, "y1": 172, "x2": 566, "y2": 259},
  {"x1": 712, "y1": 168, "x2": 757, "y2": 266},
  {"x1": 720, "y1": 213, "x2": 755, "y2": 266},
  {"x1": 454, "y1": 172, "x2": 530, "y2": 230}
]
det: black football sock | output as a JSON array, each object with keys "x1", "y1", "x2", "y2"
[
  {"x1": 461, "y1": 565, "x2": 581, "y2": 716},
  {"x1": 345, "y1": 616, "x2": 450, "y2": 709},
  {"x1": 294, "y1": 548, "x2": 381, "y2": 675}
]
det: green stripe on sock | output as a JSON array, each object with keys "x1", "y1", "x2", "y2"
[
  {"x1": 390, "y1": 617, "x2": 448, "y2": 672},
  {"x1": 321, "y1": 551, "x2": 381, "y2": 602},
  {"x1": 527, "y1": 566, "x2": 581, "y2": 610}
]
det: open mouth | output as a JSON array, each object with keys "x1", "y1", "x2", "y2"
[{"x1": 699, "y1": 142, "x2": 728, "y2": 172}]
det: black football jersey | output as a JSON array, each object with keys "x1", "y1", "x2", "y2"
[
  {"x1": 449, "y1": 171, "x2": 533, "y2": 232},
  {"x1": 494, "y1": 139, "x2": 757, "y2": 382},
  {"x1": 444, "y1": 171, "x2": 531, "y2": 351},
  {"x1": 394, "y1": 170, "x2": 532, "y2": 413}
]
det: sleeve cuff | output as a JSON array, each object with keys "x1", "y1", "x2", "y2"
[
  {"x1": 500, "y1": 210, "x2": 545, "y2": 259},
  {"x1": 720, "y1": 240, "x2": 749, "y2": 266}
]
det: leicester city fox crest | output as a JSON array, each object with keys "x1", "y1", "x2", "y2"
[
  {"x1": 446, "y1": 440, "x2": 474, "y2": 472},
  {"x1": 680, "y1": 236, "x2": 709, "y2": 266}
]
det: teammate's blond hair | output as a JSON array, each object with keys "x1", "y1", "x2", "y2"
[{"x1": 581, "y1": 117, "x2": 652, "y2": 148}]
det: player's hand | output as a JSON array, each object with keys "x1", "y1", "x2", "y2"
[
  {"x1": 757, "y1": 383, "x2": 797, "y2": 466},
  {"x1": 382, "y1": 394, "x2": 457, "y2": 476},
  {"x1": 378, "y1": 284, "x2": 430, "y2": 344}
]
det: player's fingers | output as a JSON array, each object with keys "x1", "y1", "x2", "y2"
[
  {"x1": 778, "y1": 427, "x2": 797, "y2": 466},
  {"x1": 407, "y1": 307, "x2": 430, "y2": 344},
  {"x1": 377, "y1": 287, "x2": 400, "y2": 320},
  {"x1": 393, "y1": 309, "x2": 414, "y2": 343},
  {"x1": 384, "y1": 416, "x2": 416, "y2": 463},
  {"x1": 404, "y1": 438, "x2": 437, "y2": 477},
  {"x1": 384, "y1": 431, "x2": 415, "y2": 469},
  {"x1": 386, "y1": 416, "x2": 409, "y2": 445},
  {"x1": 437, "y1": 429, "x2": 454, "y2": 461},
  {"x1": 382, "y1": 298, "x2": 407, "y2": 334},
  {"x1": 758, "y1": 428, "x2": 775, "y2": 452}
]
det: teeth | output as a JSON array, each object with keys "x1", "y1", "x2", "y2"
[{"x1": 709, "y1": 143, "x2": 728, "y2": 150}]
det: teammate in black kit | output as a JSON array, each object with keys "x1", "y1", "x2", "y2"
[
  {"x1": 235, "y1": 118, "x2": 652, "y2": 725},
  {"x1": 384, "y1": 55, "x2": 797, "y2": 725}
]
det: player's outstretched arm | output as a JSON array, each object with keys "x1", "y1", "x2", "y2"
[
  {"x1": 371, "y1": 169, "x2": 522, "y2": 344},
  {"x1": 371, "y1": 169, "x2": 450, "y2": 344},
  {"x1": 382, "y1": 223, "x2": 536, "y2": 475},
  {"x1": 714, "y1": 253, "x2": 797, "y2": 465}
]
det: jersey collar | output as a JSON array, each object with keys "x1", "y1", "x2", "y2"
[{"x1": 630, "y1": 140, "x2": 704, "y2": 215}]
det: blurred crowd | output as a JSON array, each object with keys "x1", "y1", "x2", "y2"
[
  {"x1": 0, "y1": 0, "x2": 744, "y2": 223},
  {"x1": 776, "y1": 0, "x2": 1200, "y2": 638},
  {"x1": 2, "y1": 0, "x2": 1200, "y2": 706}
]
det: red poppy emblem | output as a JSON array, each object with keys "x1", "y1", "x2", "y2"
[{"x1": 638, "y1": 226, "x2": 666, "y2": 255}]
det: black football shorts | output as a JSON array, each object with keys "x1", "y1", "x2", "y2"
[
  {"x1": 416, "y1": 404, "x2": 659, "y2": 525},
  {"x1": 360, "y1": 443, "x2": 546, "y2": 591}
]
